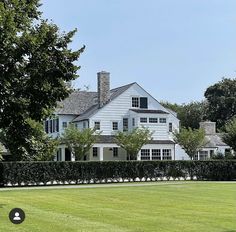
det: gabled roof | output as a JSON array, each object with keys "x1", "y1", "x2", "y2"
[
  {"x1": 130, "y1": 109, "x2": 169, "y2": 114},
  {"x1": 72, "y1": 83, "x2": 136, "y2": 122},
  {"x1": 55, "y1": 91, "x2": 97, "y2": 115},
  {"x1": 204, "y1": 134, "x2": 229, "y2": 148}
]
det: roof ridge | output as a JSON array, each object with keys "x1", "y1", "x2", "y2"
[{"x1": 111, "y1": 82, "x2": 136, "y2": 92}]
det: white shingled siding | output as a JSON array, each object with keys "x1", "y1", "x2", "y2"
[{"x1": 90, "y1": 83, "x2": 179, "y2": 141}]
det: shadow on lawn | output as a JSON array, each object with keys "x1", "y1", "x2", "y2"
[
  {"x1": 224, "y1": 231, "x2": 236, "y2": 232},
  {"x1": 0, "y1": 204, "x2": 7, "y2": 208}
]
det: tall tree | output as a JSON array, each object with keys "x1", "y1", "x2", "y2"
[
  {"x1": 222, "y1": 117, "x2": 236, "y2": 153},
  {"x1": 0, "y1": 143, "x2": 3, "y2": 161},
  {"x1": 61, "y1": 126, "x2": 101, "y2": 161},
  {"x1": 204, "y1": 78, "x2": 236, "y2": 128},
  {"x1": 173, "y1": 128, "x2": 206, "y2": 160},
  {"x1": 161, "y1": 101, "x2": 207, "y2": 129},
  {"x1": 115, "y1": 127, "x2": 153, "y2": 160},
  {"x1": 0, "y1": 0, "x2": 84, "y2": 160}
]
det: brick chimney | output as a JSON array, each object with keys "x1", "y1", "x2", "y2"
[
  {"x1": 200, "y1": 121, "x2": 216, "y2": 135},
  {"x1": 97, "y1": 71, "x2": 110, "y2": 108}
]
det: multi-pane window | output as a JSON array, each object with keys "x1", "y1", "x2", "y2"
[
  {"x1": 123, "y1": 118, "x2": 128, "y2": 132},
  {"x1": 169, "y1": 123, "x2": 173, "y2": 132},
  {"x1": 199, "y1": 151, "x2": 208, "y2": 160},
  {"x1": 159, "y1": 118, "x2": 167, "y2": 123},
  {"x1": 162, "y1": 149, "x2": 172, "y2": 160},
  {"x1": 62, "y1": 122, "x2": 67, "y2": 129},
  {"x1": 93, "y1": 147, "x2": 98, "y2": 157},
  {"x1": 113, "y1": 147, "x2": 118, "y2": 157},
  {"x1": 141, "y1": 149, "x2": 150, "y2": 160},
  {"x1": 45, "y1": 118, "x2": 59, "y2": 134},
  {"x1": 132, "y1": 97, "x2": 139, "y2": 108},
  {"x1": 140, "y1": 117, "x2": 147, "y2": 123},
  {"x1": 149, "y1": 118, "x2": 158, "y2": 123},
  {"x1": 152, "y1": 149, "x2": 161, "y2": 160},
  {"x1": 112, "y1": 122, "x2": 118, "y2": 131},
  {"x1": 193, "y1": 154, "x2": 198, "y2": 160},
  {"x1": 94, "y1": 121, "x2": 100, "y2": 130},
  {"x1": 132, "y1": 118, "x2": 135, "y2": 127}
]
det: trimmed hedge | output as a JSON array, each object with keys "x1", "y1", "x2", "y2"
[{"x1": 0, "y1": 160, "x2": 236, "y2": 187}]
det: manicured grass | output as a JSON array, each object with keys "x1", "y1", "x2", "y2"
[{"x1": 0, "y1": 182, "x2": 235, "y2": 232}]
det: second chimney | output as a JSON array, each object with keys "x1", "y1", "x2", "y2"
[
  {"x1": 200, "y1": 121, "x2": 216, "y2": 135},
  {"x1": 97, "y1": 71, "x2": 110, "y2": 108}
]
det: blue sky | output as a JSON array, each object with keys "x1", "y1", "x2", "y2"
[{"x1": 41, "y1": 0, "x2": 236, "y2": 104}]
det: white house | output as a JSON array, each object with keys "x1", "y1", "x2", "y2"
[
  {"x1": 44, "y1": 71, "x2": 231, "y2": 161},
  {"x1": 44, "y1": 71, "x2": 191, "y2": 161},
  {"x1": 193, "y1": 121, "x2": 231, "y2": 160}
]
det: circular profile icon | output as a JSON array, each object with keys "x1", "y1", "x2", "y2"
[{"x1": 9, "y1": 208, "x2": 25, "y2": 224}]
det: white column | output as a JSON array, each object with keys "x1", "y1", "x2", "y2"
[
  {"x1": 61, "y1": 147, "x2": 65, "y2": 161},
  {"x1": 137, "y1": 150, "x2": 141, "y2": 161},
  {"x1": 99, "y1": 146, "x2": 104, "y2": 161},
  {"x1": 197, "y1": 151, "x2": 200, "y2": 160}
]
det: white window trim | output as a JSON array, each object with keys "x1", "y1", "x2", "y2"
[{"x1": 131, "y1": 96, "x2": 140, "y2": 108}]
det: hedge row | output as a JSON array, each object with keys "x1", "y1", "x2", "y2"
[{"x1": 0, "y1": 160, "x2": 236, "y2": 186}]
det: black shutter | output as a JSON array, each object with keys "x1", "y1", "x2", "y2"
[
  {"x1": 45, "y1": 121, "x2": 49, "y2": 133},
  {"x1": 140, "y1": 97, "x2": 148, "y2": 109}
]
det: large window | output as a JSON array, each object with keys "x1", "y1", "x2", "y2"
[
  {"x1": 140, "y1": 117, "x2": 147, "y2": 123},
  {"x1": 162, "y1": 149, "x2": 172, "y2": 160},
  {"x1": 132, "y1": 97, "x2": 139, "y2": 108},
  {"x1": 152, "y1": 149, "x2": 161, "y2": 160},
  {"x1": 141, "y1": 149, "x2": 150, "y2": 160},
  {"x1": 149, "y1": 118, "x2": 158, "y2": 123},
  {"x1": 123, "y1": 118, "x2": 128, "y2": 132},
  {"x1": 199, "y1": 151, "x2": 208, "y2": 160},
  {"x1": 94, "y1": 121, "x2": 100, "y2": 130},
  {"x1": 93, "y1": 147, "x2": 98, "y2": 157},
  {"x1": 112, "y1": 122, "x2": 118, "y2": 131}
]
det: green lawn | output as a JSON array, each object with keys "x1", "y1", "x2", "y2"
[{"x1": 0, "y1": 182, "x2": 235, "y2": 232}]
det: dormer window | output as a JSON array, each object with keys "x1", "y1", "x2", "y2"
[{"x1": 132, "y1": 97, "x2": 148, "y2": 109}]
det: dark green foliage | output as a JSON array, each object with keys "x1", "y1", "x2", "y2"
[
  {"x1": 222, "y1": 117, "x2": 236, "y2": 152},
  {"x1": 0, "y1": 160, "x2": 236, "y2": 187},
  {"x1": 161, "y1": 101, "x2": 207, "y2": 129},
  {"x1": 0, "y1": 1, "x2": 84, "y2": 160},
  {"x1": 204, "y1": 78, "x2": 236, "y2": 128}
]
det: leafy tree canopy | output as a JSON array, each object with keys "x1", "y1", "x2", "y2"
[
  {"x1": 173, "y1": 127, "x2": 206, "y2": 160},
  {"x1": 61, "y1": 125, "x2": 101, "y2": 161},
  {"x1": 204, "y1": 78, "x2": 236, "y2": 129},
  {"x1": 115, "y1": 127, "x2": 153, "y2": 160},
  {"x1": 222, "y1": 117, "x2": 236, "y2": 153},
  {"x1": 161, "y1": 101, "x2": 207, "y2": 129},
  {"x1": 0, "y1": 0, "x2": 84, "y2": 160}
]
